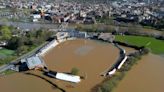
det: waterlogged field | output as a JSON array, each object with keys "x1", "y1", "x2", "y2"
[
  {"x1": 0, "y1": 71, "x2": 63, "y2": 92},
  {"x1": 114, "y1": 54, "x2": 164, "y2": 92},
  {"x1": 43, "y1": 39, "x2": 119, "y2": 92},
  {"x1": 115, "y1": 35, "x2": 164, "y2": 54},
  {"x1": 0, "y1": 39, "x2": 119, "y2": 92}
]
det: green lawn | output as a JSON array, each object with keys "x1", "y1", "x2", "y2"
[
  {"x1": 0, "y1": 49, "x2": 15, "y2": 58},
  {"x1": 115, "y1": 35, "x2": 164, "y2": 54}
]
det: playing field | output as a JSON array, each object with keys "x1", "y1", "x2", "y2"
[
  {"x1": 115, "y1": 35, "x2": 164, "y2": 54},
  {"x1": 43, "y1": 39, "x2": 119, "y2": 92},
  {"x1": 0, "y1": 48, "x2": 15, "y2": 59}
]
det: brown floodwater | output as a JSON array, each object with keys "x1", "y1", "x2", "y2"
[
  {"x1": 119, "y1": 45, "x2": 136, "y2": 54},
  {"x1": 43, "y1": 39, "x2": 119, "y2": 92},
  {"x1": 114, "y1": 54, "x2": 164, "y2": 92},
  {"x1": 0, "y1": 39, "x2": 119, "y2": 92},
  {"x1": 0, "y1": 39, "x2": 163, "y2": 92},
  {"x1": 0, "y1": 71, "x2": 62, "y2": 92}
]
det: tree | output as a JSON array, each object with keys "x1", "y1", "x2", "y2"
[
  {"x1": 7, "y1": 37, "x2": 24, "y2": 50},
  {"x1": 71, "y1": 67, "x2": 79, "y2": 75},
  {"x1": 75, "y1": 24, "x2": 83, "y2": 31},
  {"x1": 0, "y1": 26, "x2": 12, "y2": 41},
  {"x1": 16, "y1": 45, "x2": 28, "y2": 55},
  {"x1": 140, "y1": 48, "x2": 150, "y2": 55}
]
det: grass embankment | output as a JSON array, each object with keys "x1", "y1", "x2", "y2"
[
  {"x1": 115, "y1": 35, "x2": 164, "y2": 54},
  {"x1": 1, "y1": 69, "x2": 16, "y2": 75}
]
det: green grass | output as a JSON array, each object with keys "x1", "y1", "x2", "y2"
[
  {"x1": 0, "y1": 49, "x2": 15, "y2": 58},
  {"x1": 1, "y1": 70, "x2": 15, "y2": 75},
  {"x1": 115, "y1": 35, "x2": 164, "y2": 54}
]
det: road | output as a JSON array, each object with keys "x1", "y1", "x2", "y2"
[{"x1": 0, "y1": 64, "x2": 14, "y2": 73}]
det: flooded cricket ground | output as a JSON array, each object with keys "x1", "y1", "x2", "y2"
[
  {"x1": 0, "y1": 39, "x2": 163, "y2": 92},
  {"x1": 0, "y1": 39, "x2": 119, "y2": 92},
  {"x1": 43, "y1": 39, "x2": 119, "y2": 92}
]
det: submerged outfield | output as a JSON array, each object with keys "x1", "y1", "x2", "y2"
[
  {"x1": 42, "y1": 39, "x2": 119, "y2": 92},
  {"x1": 0, "y1": 39, "x2": 120, "y2": 92}
]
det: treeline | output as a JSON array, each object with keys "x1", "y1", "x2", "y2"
[
  {"x1": 0, "y1": 25, "x2": 15, "y2": 41},
  {"x1": 112, "y1": 30, "x2": 164, "y2": 40},
  {"x1": 6, "y1": 29, "x2": 55, "y2": 55},
  {"x1": 140, "y1": 19, "x2": 164, "y2": 31},
  {"x1": 75, "y1": 23, "x2": 164, "y2": 40}
]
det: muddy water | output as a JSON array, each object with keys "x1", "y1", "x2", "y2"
[
  {"x1": 0, "y1": 71, "x2": 62, "y2": 92},
  {"x1": 0, "y1": 39, "x2": 119, "y2": 92},
  {"x1": 43, "y1": 39, "x2": 119, "y2": 92},
  {"x1": 114, "y1": 54, "x2": 164, "y2": 92},
  {"x1": 119, "y1": 45, "x2": 136, "y2": 54},
  {"x1": 0, "y1": 39, "x2": 163, "y2": 92}
]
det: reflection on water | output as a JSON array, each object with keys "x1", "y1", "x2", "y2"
[
  {"x1": 114, "y1": 54, "x2": 164, "y2": 92},
  {"x1": 74, "y1": 45, "x2": 94, "y2": 56}
]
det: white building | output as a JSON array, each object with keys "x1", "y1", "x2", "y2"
[
  {"x1": 31, "y1": 14, "x2": 41, "y2": 19},
  {"x1": 56, "y1": 32, "x2": 69, "y2": 40},
  {"x1": 0, "y1": 41, "x2": 7, "y2": 46}
]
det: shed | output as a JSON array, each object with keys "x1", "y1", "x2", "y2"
[{"x1": 26, "y1": 56, "x2": 44, "y2": 69}]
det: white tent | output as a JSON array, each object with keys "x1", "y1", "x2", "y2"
[
  {"x1": 56, "y1": 73, "x2": 81, "y2": 83},
  {"x1": 118, "y1": 56, "x2": 128, "y2": 69}
]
